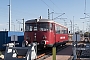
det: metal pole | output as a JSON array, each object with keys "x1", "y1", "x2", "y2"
[
  {"x1": 73, "y1": 42, "x2": 77, "y2": 60},
  {"x1": 76, "y1": 33, "x2": 77, "y2": 48},
  {"x1": 73, "y1": 16, "x2": 74, "y2": 34},
  {"x1": 83, "y1": 22, "x2": 84, "y2": 32},
  {"x1": 8, "y1": 0, "x2": 11, "y2": 31},
  {"x1": 48, "y1": 9, "x2": 50, "y2": 19},
  {"x1": 22, "y1": 18, "x2": 24, "y2": 32},
  {"x1": 70, "y1": 20, "x2": 72, "y2": 34},
  {"x1": 52, "y1": 12, "x2": 54, "y2": 20},
  {"x1": 84, "y1": 0, "x2": 86, "y2": 13}
]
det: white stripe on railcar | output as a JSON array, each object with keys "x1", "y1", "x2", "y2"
[{"x1": 25, "y1": 19, "x2": 67, "y2": 28}]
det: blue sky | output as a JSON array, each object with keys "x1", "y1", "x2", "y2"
[{"x1": 0, "y1": 0, "x2": 90, "y2": 32}]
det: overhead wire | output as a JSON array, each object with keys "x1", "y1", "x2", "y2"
[
  {"x1": 41, "y1": 0, "x2": 71, "y2": 26},
  {"x1": 49, "y1": 0, "x2": 71, "y2": 21},
  {"x1": 49, "y1": 0, "x2": 66, "y2": 21},
  {"x1": 41, "y1": 0, "x2": 55, "y2": 12},
  {"x1": 49, "y1": 0, "x2": 73, "y2": 31},
  {"x1": 49, "y1": 0, "x2": 63, "y2": 12}
]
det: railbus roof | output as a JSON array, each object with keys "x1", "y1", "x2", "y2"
[{"x1": 25, "y1": 19, "x2": 67, "y2": 29}]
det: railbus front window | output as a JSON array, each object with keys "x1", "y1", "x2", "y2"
[
  {"x1": 25, "y1": 23, "x2": 37, "y2": 31},
  {"x1": 39, "y1": 23, "x2": 49, "y2": 31},
  {"x1": 25, "y1": 24, "x2": 30, "y2": 31},
  {"x1": 25, "y1": 23, "x2": 50, "y2": 31}
]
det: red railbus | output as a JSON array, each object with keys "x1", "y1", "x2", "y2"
[{"x1": 24, "y1": 19, "x2": 68, "y2": 49}]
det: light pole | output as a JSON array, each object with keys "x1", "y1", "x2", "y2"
[
  {"x1": 63, "y1": 20, "x2": 67, "y2": 26},
  {"x1": 82, "y1": 22, "x2": 84, "y2": 32},
  {"x1": 73, "y1": 16, "x2": 74, "y2": 34},
  {"x1": 8, "y1": 0, "x2": 11, "y2": 31},
  {"x1": 80, "y1": 13, "x2": 90, "y2": 31},
  {"x1": 80, "y1": 17, "x2": 85, "y2": 34},
  {"x1": 47, "y1": 9, "x2": 54, "y2": 20},
  {"x1": 70, "y1": 20, "x2": 72, "y2": 34},
  {"x1": 52, "y1": 12, "x2": 54, "y2": 20},
  {"x1": 74, "y1": 24, "x2": 77, "y2": 32},
  {"x1": 48, "y1": 9, "x2": 50, "y2": 19},
  {"x1": 87, "y1": 21, "x2": 90, "y2": 32},
  {"x1": 22, "y1": 18, "x2": 24, "y2": 32},
  {"x1": 63, "y1": 20, "x2": 65, "y2": 26},
  {"x1": 48, "y1": 11, "x2": 54, "y2": 20}
]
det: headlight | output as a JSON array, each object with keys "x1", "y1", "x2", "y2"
[
  {"x1": 41, "y1": 40, "x2": 49, "y2": 45},
  {"x1": 34, "y1": 33, "x2": 36, "y2": 41}
]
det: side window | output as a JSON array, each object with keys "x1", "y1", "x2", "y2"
[
  {"x1": 55, "y1": 24, "x2": 60, "y2": 34},
  {"x1": 58, "y1": 26, "x2": 60, "y2": 33},
  {"x1": 60, "y1": 26, "x2": 62, "y2": 34},
  {"x1": 50, "y1": 23, "x2": 53, "y2": 30},
  {"x1": 62, "y1": 28, "x2": 67, "y2": 34},
  {"x1": 64, "y1": 29, "x2": 68, "y2": 34}
]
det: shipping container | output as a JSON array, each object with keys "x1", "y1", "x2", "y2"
[{"x1": 0, "y1": 31, "x2": 24, "y2": 50}]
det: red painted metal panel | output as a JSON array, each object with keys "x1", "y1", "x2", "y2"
[
  {"x1": 24, "y1": 31, "x2": 56, "y2": 45},
  {"x1": 55, "y1": 34, "x2": 68, "y2": 43},
  {"x1": 24, "y1": 31, "x2": 68, "y2": 45}
]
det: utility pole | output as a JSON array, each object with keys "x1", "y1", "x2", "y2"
[
  {"x1": 63, "y1": 20, "x2": 67, "y2": 26},
  {"x1": 83, "y1": 22, "x2": 84, "y2": 33},
  {"x1": 52, "y1": 12, "x2": 54, "y2": 20},
  {"x1": 47, "y1": 9, "x2": 54, "y2": 20},
  {"x1": 84, "y1": 0, "x2": 86, "y2": 13},
  {"x1": 73, "y1": 16, "x2": 74, "y2": 34},
  {"x1": 48, "y1": 9, "x2": 50, "y2": 19},
  {"x1": 70, "y1": 20, "x2": 72, "y2": 34},
  {"x1": 22, "y1": 18, "x2": 24, "y2": 32},
  {"x1": 8, "y1": 0, "x2": 11, "y2": 31}
]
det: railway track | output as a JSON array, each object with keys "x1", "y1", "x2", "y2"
[
  {"x1": 36, "y1": 44, "x2": 70, "y2": 60},
  {"x1": 37, "y1": 47, "x2": 52, "y2": 60}
]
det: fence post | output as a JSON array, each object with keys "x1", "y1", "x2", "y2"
[{"x1": 52, "y1": 46, "x2": 56, "y2": 60}]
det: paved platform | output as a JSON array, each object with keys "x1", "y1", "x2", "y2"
[{"x1": 44, "y1": 45, "x2": 73, "y2": 60}]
